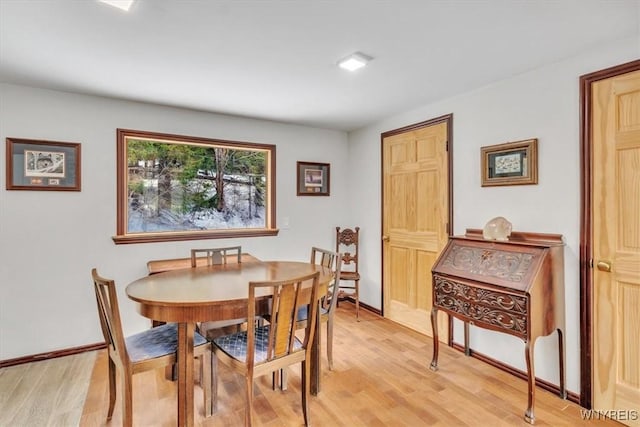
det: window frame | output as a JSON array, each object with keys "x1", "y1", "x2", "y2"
[{"x1": 113, "y1": 128, "x2": 278, "y2": 244}]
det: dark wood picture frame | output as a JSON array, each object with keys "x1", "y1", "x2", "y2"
[
  {"x1": 481, "y1": 138, "x2": 538, "y2": 187},
  {"x1": 6, "y1": 138, "x2": 81, "y2": 191},
  {"x1": 296, "y1": 161, "x2": 330, "y2": 196}
]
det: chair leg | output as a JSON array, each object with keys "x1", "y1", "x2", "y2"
[
  {"x1": 301, "y1": 360, "x2": 311, "y2": 426},
  {"x1": 107, "y1": 357, "x2": 117, "y2": 420},
  {"x1": 245, "y1": 375, "x2": 254, "y2": 426},
  {"x1": 201, "y1": 352, "x2": 212, "y2": 417},
  {"x1": 211, "y1": 353, "x2": 218, "y2": 414},
  {"x1": 122, "y1": 373, "x2": 133, "y2": 427},
  {"x1": 355, "y1": 279, "x2": 360, "y2": 321},
  {"x1": 327, "y1": 318, "x2": 334, "y2": 370},
  {"x1": 271, "y1": 369, "x2": 286, "y2": 390},
  {"x1": 168, "y1": 363, "x2": 178, "y2": 381}
]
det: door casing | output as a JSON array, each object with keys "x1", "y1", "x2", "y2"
[{"x1": 579, "y1": 58, "x2": 640, "y2": 409}]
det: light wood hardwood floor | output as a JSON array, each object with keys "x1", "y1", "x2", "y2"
[
  {"x1": 2, "y1": 305, "x2": 621, "y2": 426},
  {"x1": 0, "y1": 351, "x2": 96, "y2": 426}
]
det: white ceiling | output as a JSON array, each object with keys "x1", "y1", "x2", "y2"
[{"x1": 1, "y1": 0, "x2": 637, "y2": 131}]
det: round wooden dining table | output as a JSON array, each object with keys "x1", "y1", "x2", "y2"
[{"x1": 126, "y1": 259, "x2": 332, "y2": 427}]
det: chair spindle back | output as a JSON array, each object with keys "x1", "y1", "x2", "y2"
[
  {"x1": 191, "y1": 245, "x2": 242, "y2": 267},
  {"x1": 91, "y1": 268, "x2": 128, "y2": 362},
  {"x1": 310, "y1": 247, "x2": 342, "y2": 311}
]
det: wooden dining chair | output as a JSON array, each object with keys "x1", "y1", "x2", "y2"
[
  {"x1": 277, "y1": 247, "x2": 342, "y2": 390},
  {"x1": 145, "y1": 246, "x2": 244, "y2": 331},
  {"x1": 91, "y1": 268, "x2": 213, "y2": 426},
  {"x1": 211, "y1": 271, "x2": 321, "y2": 426},
  {"x1": 304, "y1": 247, "x2": 342, "y2": 369},
  {"x1": 190, "y1": 246, "x2": 250, "y2": 340},
  {"x1": 336, "y1": 226, "x2": 361, "y2": 320}
]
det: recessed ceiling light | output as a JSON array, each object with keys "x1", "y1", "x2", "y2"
[
  {"x1": 337, "y1": 52, "x2": 372, "y2": 72},
  {"x1": 98, "y1": 0, "x2": 135, "y2": 11}
]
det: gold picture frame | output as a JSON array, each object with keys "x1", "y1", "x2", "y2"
[{"x1": 481, "y1": 138, "x2": 538, "y2": 187}]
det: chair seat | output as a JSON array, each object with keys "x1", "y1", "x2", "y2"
[
  {"x1": 126, "y1": 323, "x2": 207, "y2": 363},
  {"x1": 339, "y1": 271, "x2": 360, "y2": 281},
  {"x1": 213, "y1": 325, "x2": 302, "y2": 363},
  {"x1": 297, "y1": 305, "x2": 328, "y2": 322}
]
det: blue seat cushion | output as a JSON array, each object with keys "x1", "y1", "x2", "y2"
[
  {"x1": 126, "y1": 323, "x2": 208, "y2": 363},
  {"x1": 213, "y1": 325, "x2": 302, "y2": 363},
  {"x1": 296, "y1": 305, "x2": 328, "y2": 322}
]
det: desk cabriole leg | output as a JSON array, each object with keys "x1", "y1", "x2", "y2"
[
  {"x1": 524, "y1": 339, "x2": 536, "y2": 424},
  {"x1": 558, "y1": 328, "x2": 567, "y2": 399},
  {"x1": 430, "y1": 307, "x2": 439, "y2": 371}
]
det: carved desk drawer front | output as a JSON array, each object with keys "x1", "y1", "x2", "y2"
[
  {"x1": 433, "y1": 274, "x2": 528, "y2": 338},
  {"x1": 429, "y1": 230, "x2": 566, "y2": 425}
]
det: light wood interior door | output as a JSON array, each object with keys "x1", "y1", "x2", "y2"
[
  {"x1": 592, "y1": 69, "x2": 640, "y2": 426},
  {"x1": 382, "y1": 119, "x2": 449, "y2": 339}
]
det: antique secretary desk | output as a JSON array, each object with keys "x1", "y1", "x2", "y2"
[{"x1": 430, "y1": 229, "x2": 567, "y2": 424}]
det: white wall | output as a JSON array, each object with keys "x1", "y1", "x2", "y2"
[
  {"x1": 0, "y1": 85, "x2": 348, "y2": 360},
  {"x1": 1, "y1": 35, "x2": 637, "y2": 398},
  {"x1": 347, "y1": 36, "x2": 639, "y2": 394}
]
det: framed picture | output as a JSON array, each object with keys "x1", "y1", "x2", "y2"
[
  {"x1": 481, "y1": 138, "x2": 538, "y2": 187},
  {"x1": 6, "y1": 138, "x2": 81, "y2": 191},
  {"x1": 297, "y1": 161, "x2": 330, "y2": 196}
]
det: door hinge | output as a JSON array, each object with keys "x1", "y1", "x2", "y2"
[
  {"x1": 589, "y1": 258, "x2": 594, "y2": 268},
  {"x1": 445, "y1": 140, "x2": 449, "y2": 151}
]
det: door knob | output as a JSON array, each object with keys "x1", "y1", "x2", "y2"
[
  {"x1": 382, "y1": 235, "x2": 390, "y2": 242},
  {"x1": 596, "y1": 261, "x2": 612, "y2": 272}
]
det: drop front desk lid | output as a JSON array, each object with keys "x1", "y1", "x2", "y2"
[{"x1": 432, "y1": 229, "x2": 564, "y2": 293}]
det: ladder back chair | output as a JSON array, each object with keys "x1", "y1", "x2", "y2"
[
  {"x1": 336, "y1": 226, "x2": 361, "y2": 320},
  {"x1": 145, "y1": 245, "x2": 243, "y2": 328},
  {"x1": 211, "y1": 271, "x2": 321, "y2": 426},
  {"x1": 191, "y1": 246, "x2": 248, "y2": 340},
  {"x1": 278, "y1": 247, "x2": 342, "y2": 390},
  {"x1": 91, "y1": 268, "x2": 212, "y2": 426},
  {"x1": 306, "y1": 247, "x2": 342, "y2": 369}
]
